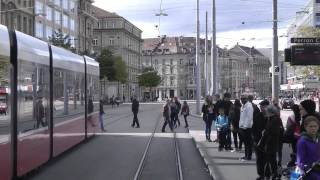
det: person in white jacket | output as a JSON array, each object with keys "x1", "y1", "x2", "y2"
[{"x1": 239, "y1": 95, "x2": 254, "y2": 161}]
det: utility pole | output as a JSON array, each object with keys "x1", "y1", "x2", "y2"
[
  {"x1": 196, "y1": 0, "x2": 201, "y2": 114},
  {"x1": 272, "y1": 0, "x2": 279, "y2": 103},
  {"x1": 205, "y1": 11, "x2": 208, "y2": 95},
  {"x1": 211, "y1": 0, "x2": 217, "y2": 95}
]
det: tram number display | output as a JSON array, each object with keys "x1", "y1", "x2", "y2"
[{"x1": 290, "y1": 45, "x2": 320, "y2": 65}]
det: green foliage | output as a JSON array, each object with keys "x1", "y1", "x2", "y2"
[
  {"x1": 96, "y1": 49, "x2": 116, "y2": 80},
  {"x1": 296, "y1": 26, "x2": 320, "y2": 78},
  {"x1": 48, "y1": 29, "x2": 72, "y2": 50},
  {"x1": 138, "y1": 67, "x2": 161, "y2": 88},
  {"x1": 114, "y1": 56, "x2": 128, "y2": 83},
  {"x1": 0, "y1": 61, "x2": 8, "y2": 85}
]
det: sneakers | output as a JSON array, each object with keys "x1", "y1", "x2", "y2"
[{"x1": 240, "y1": 156, "x2": 251, "y2": 161}]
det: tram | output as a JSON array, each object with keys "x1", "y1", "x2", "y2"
[{"x1": 0, "y1": 24, "x2": 100, "y2": 180}]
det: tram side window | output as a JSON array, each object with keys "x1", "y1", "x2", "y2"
[
  {"x1": 87, "y1": 75, "x2": 100, "y2": 112},
  {"x1": 0, "y1": 59, "x2": 10, "y2": 134},
  {"x1": 53, "y1": 68, "x2": 85, "y2": 122},
  {"x1": 18, "y1": 61, "x2": 50, "y2": 132}
]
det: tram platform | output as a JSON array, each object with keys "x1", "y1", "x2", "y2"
[
  {"x1": 188, "y1": 112, "x2": 292, "y2": 180},
  {"x1": 188, "y1": 114, "x2": 258, "y2": 180}
]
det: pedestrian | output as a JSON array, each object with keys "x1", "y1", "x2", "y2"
[
  {"x1": 202, "y1": 96, "x2": 215, "y2": 142},
  {"x1": 174, "y1": 97, "x2": 181, "y2": 127},
  {"x1": 180, "y1": 101, "x2": 190, "y2": 128},
  {"x1": 299, "y1": 99, "x2": 320, "y2": 132},
  {"x1": 223, "y1": 92, "x2": 233, "y2": 150},
  {"x1": 213, "y1": 94, "x2": 223, "y2": 142},
  {"x1": 162, "y1": 99, "x2": 173, "y2": 132},
  {"x1": 131, "y1": 96, "x2": 140, "y2": 128},
  {"x1": 239, "y1": 94, "x2": 254, "y2": 161},
  {"x1": 254, "y1": 99, "x2": 269, "y2": 180},
  {"x1": 284, "y1": 104, "x2": 301, "y2": 167},
  {"x1": 296, "y1": 115, "x2": 320, "y2": 180},
  {"x1": 123, "y1": 95, "x2": 126, "y2": 103},
  {"x1": 99, "y1": 100, "x2": 106, "y2": 132},
  {"x1": 170, "y1": 99, "x2": 178, "y2": 129},
  {"x1": 229, "y1": 99, "x2": 243, "y2": 151},
  {"x1": 216, "y1": 107, "x2": 230, "y2": 151},
  {"x1": 257, "y1": 105, "x2": 282, "y2": 179},
  {"x1": 35, "y1": 98, "x2": 45, "y2": 128},
  {"x1": 111, "y1": 95, "x2": 115, "y2": 108}
]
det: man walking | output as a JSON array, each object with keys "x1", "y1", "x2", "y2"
[
  {"x1": 239, "y1": 95, "x2": 254, "y2": 161},
  {"x1": 131, "y1": 96, "x2": 140, "y2": 128}
]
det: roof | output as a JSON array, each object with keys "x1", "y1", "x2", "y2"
[{"x1": 92, "y1": 5, "x2": 121, "y2": 18}]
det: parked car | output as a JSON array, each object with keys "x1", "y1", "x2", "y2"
[{"x1": 281, "y1": 98, "x2": 294, "y2": 110}]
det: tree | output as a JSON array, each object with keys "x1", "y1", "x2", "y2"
[
  {"x1": 296, "y1": 26, "x2": 320, "y2": 78},
  {"x1": 96, "y1": 48, "x2": 116, "y2": 81},
  {"x1": 114, "y1": 56, "x2": 128, "y2": 96},
  {"x1": 48, "y1": 29, "x2": 72, "y2": 50},
  {"x1": 138, "y1": 67, "x2": 161, "y2": 100},
  {"x1": 114, "y1": 56, "x2": 128, "y2": 84}
]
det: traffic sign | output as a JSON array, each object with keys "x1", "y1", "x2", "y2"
[{"x1": 291, "y1": 38, "x2": 320, "y2": 44}]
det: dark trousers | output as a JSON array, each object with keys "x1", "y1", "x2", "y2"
[
  {"x1": 218, "y1": 130, "x2": 227, "y2": 149},
  {"x1": 183, "y1": 115, "x2": 189, "y2": 127},
  {"x1": 264, "y1": 152, "x2": 278, "y2": 178},
  {"x1": 132, "y1": 112, "x2": 140, "y2": 127},
  {"x1": 36, "y1": 118, "x2": 45, "y2": 128},
  {"x1": 255, "y1": 146, "x2": 266, "y2": 177},
  {"x1": 175, "y1": 113, "x2": 180, "y2": 126},
  {"x1": 171, "y1": 113, "x2": 177, "y2": 127},
  {"x1": 232, "y1": 130, "x2": 243, "y2": 149},
  {"x1": 242, "y1": 128, "x2": 253, "y2": 159},
  {"x1": 205, "y1": 119, "x2": 213, "y2": 140},
  {"x1": 226, "y1": 129, "x2": 232, "y2": 148},
  {"x1": 162, "y1": 117, "x2": 173, "y2": 132}
]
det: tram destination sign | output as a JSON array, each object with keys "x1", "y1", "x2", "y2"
[
  {"x1": 291, "y1": 38, "x2": 320, "y2": 44},
  {"x1": 290, "y1": 45, "x2": 320, "y2": 65}
]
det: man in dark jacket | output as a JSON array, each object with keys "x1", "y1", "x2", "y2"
[
  {"x1": 131, "y1": 96, "x2": 140, "y2": 128},
  {"x1": 254, "y1": 99, "x2": 269, "y2": 180},
  {"x1": 258, "y1": 105, "x2": 281, "y2": 179},
  {"x1": 174, "y1": 97, "x2": 181, "y2": 127}
]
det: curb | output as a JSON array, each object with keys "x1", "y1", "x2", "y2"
[{"x1": 188, "y1": 113, "x2": 216, "y2": 180}]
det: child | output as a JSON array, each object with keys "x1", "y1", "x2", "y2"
[
  {"x1": 296, "y1": 115, "x2": 320, "y2": 180},
  {"x1": 215, "y1": 107, "x2": 230, "y2": 151}
]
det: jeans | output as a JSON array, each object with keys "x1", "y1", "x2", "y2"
[{"x1": 99, "y1": 113, "x2": 105, "y2": 131}]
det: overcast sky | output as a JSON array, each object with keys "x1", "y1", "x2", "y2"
[{"x1": 93, "y1": 0, "x2": 307, "y2": 50}]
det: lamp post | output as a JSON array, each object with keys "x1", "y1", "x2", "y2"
[{"x1": 272, "y1": 0, "x2": 279, "y2": 103}]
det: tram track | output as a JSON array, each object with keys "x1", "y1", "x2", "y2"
[{"x1": 133, "y1": 114, "x2": 184, "y2": 180}]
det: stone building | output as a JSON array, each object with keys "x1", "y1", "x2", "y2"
[
  {"x1": 142, "y1": 37, "x2": 271, "y2": 100},
  {"x1": 92, "y1": 6, "x2": 143, "y2": 100},
  {"x1": 0, "y1": 0, "x2": 34, "y2": 35}
]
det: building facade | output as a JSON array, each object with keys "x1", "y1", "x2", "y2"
[
  {"x1": 78, "y1": 0, "x2": 96, "y2": 54},
  {"x1": 92, "y1": 6, "x2": 143, "y2": 100},
  {"x1": 142, "y1": 37, "x2": 271, "y2": 100},
  {"x1": 283, "y1": 0, "x2": 320, "y2": 98},
  {"x1": 0, "y1": 0, "x2": 34, "y2": 35}
]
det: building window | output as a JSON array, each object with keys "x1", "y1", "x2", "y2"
[
  {"x1": 112, "y1": 22, "x2": 115, "y2": 28},
  {"x1": 155, "y1": 59, "x2": 158, "y2": 65},
  {"x1": 63, "y1": 0, "x2": 68, "y2": 9},
  {"x1": 55, "y1": 11, "x2": 61, "y2": 24},
  {"x1": 70, "y1": 18, "x2": 75, "y2": 31},
  {"x1": 109, "y1": 37, "x2": 115, "y2": 45},
  {"x1": 23, "y1": 17, "x2": 27, "y2": 32},
  {"x1": 46, "y1": 26, "x2": 52, "y2": 39},
  {"x1": 35, "y1": 1, "x2": 43, "y2": 14},
  {"x1": 63, "y1": 14, "x2": 68, "y2": 28},
  {"x1": 70, "y1": 0, "x2": 75, "y2": 13},
  {"x1": 35, "y1": 22, "x2": 43, "y2": 38},
  {"x1": 23, "y1": 0, "x2": 27, "y2": 7},
  {"x1": 170, "y1": 77, "x2": 174, "y2": 86},
  {"x1": 55, "y1": 0, "x2": 60, "y2": 7},
  {"x1": 46, "y1": 6, "x2": 52, "y2": 21},
  {"x1": 92, "y1": 39, "x2": 98, "y2": 46},
  {"x1": 70, "y1": 36, "x2": 75, "y2": 47},
  {"x1": 180, "y1": 59, "x2": 183, "y2": 65},
  {"x1": 170, "y1": 59, "x2": 173, "y2": 65}
]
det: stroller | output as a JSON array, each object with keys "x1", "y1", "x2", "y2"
[{"x1": 284, "y1": 161, "x2": 320, "y2": 180}]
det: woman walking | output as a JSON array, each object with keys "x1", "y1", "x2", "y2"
[
  {"x1": 180, "y1": 101, "x2": 190, "y2": 128},
  {"x1": 202, "y1": 96, "x2": 215, "y2": 142}
]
